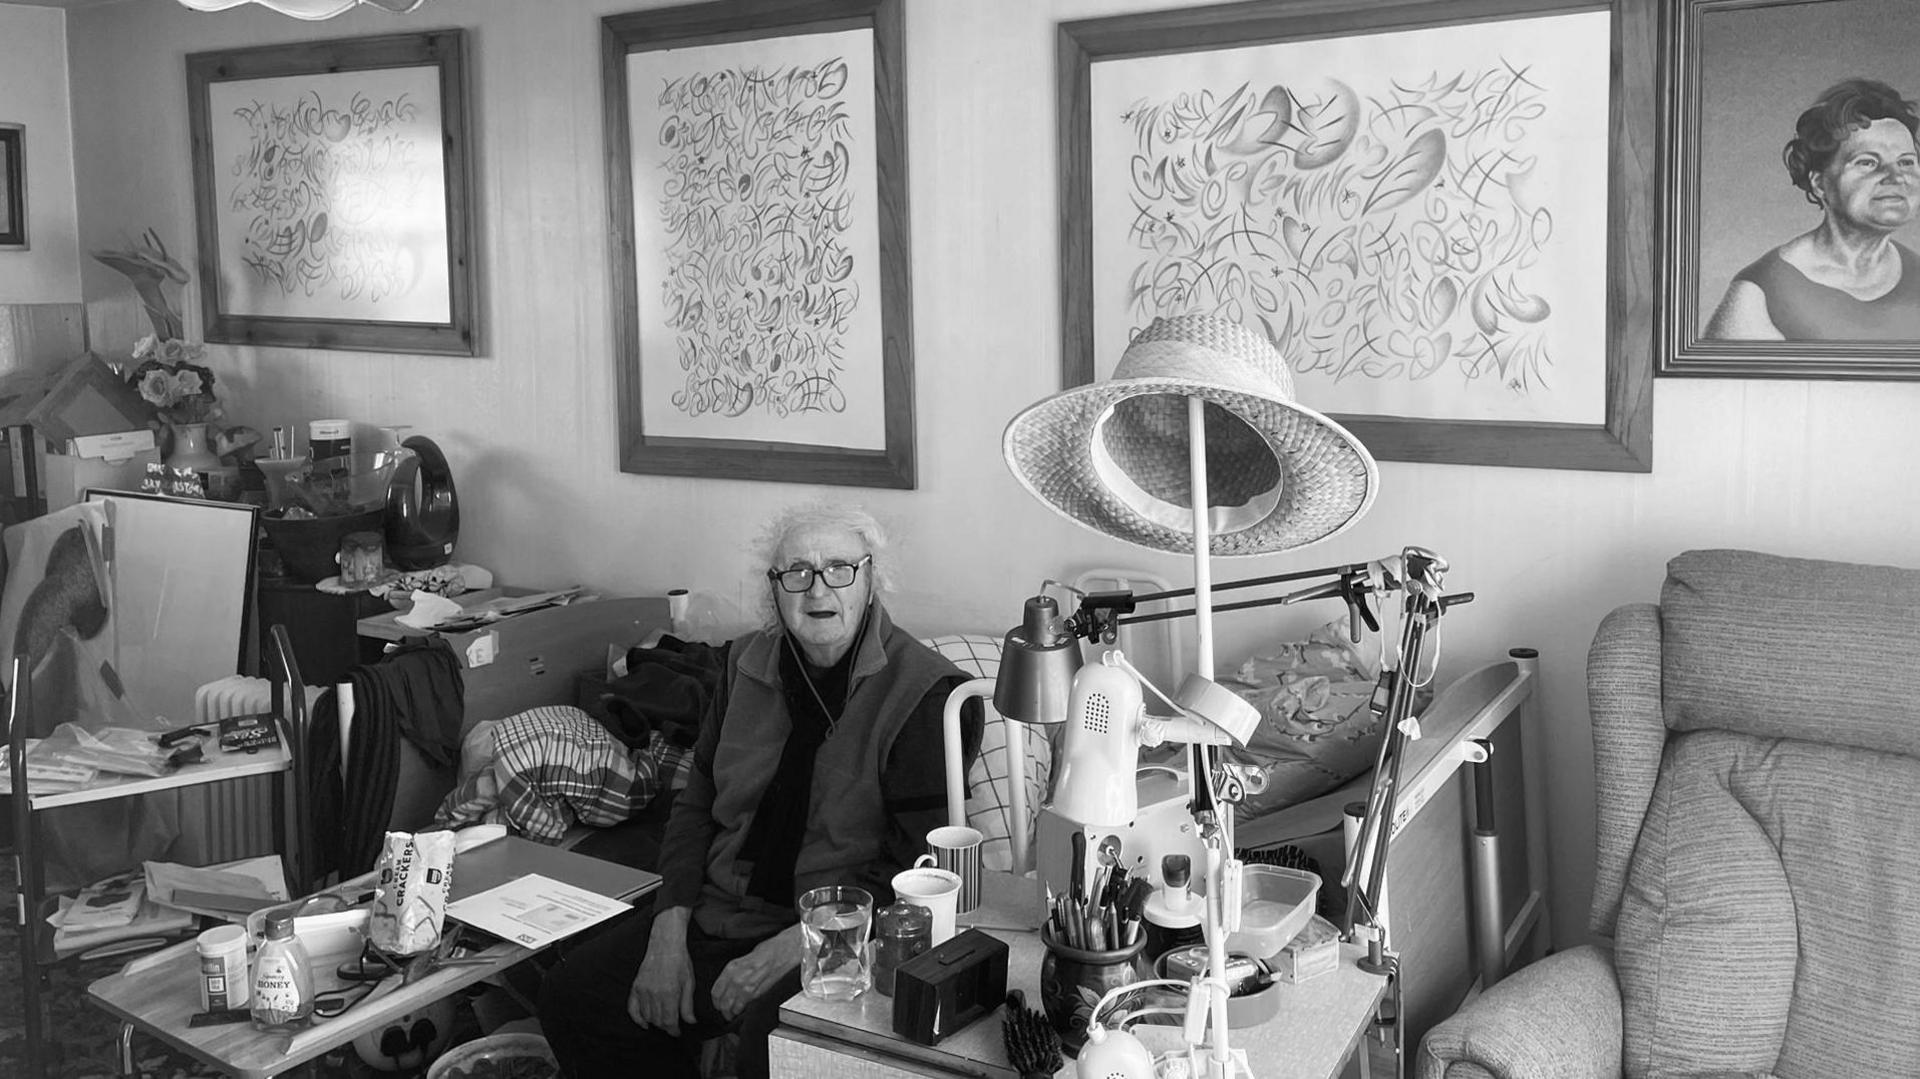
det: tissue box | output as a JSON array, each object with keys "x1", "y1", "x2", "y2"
[
  {"x1": 1273, "y1": 913, "x2": 1342, "y2": 983},
  {"x1": 891, "y1": 929, "x2": 1008, "y2": 1046}
]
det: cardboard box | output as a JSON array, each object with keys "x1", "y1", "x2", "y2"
[
  {"x1": 43, "y1": 447, "x2": 160, "y2": 511},
  {"x1": 41, "y1": 427, "x2": 160, "y2": 511},
  {"x1": 1273, "y1": 913, "x2": 1342, "y2": 983}
]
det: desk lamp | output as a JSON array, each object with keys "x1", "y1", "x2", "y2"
[{"x1": 993, "y1": 313, "x2": 1443, "y2": 1079}]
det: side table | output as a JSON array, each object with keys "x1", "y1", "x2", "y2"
[
  {"x1": 772, "y1": 874, "x2": 1391, "y2": 1079},
  {"x1": 87, "y1": 837, "x2": 661, "y2": 1078}
]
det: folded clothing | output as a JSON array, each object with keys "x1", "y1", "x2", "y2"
[
  {"x1": 1224, "y1": 617, "x2": 1429, "y2": 827},
  {"x1": 432, "y1": 705, "x2": 693, "y2": 843}
]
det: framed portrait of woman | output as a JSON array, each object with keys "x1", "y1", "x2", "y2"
[{"x1": 1662, "y1": 0, "x2": 1920, "y2": 378}]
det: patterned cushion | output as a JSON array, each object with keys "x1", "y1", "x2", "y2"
[
  {"x1": 1661, "y1": 549, "x2": 1920, "y2": 756},
  {"x1": 1614, "y1": 732, "x2": 1796, "y2": 1078},
  {"x1": 921, "y1": 634, "x2": 1052, "y2": 872},
  {"x1": 1614, "y1": 727, "x2": 1920, "y2": 1079}
]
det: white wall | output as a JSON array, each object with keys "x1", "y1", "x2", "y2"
[
  {"x1": 49, "y1": 0, "x2": 1920, "y2": 953},
  {"x1": 0, "y1": 3, "x2": 80, "y2": 302}
]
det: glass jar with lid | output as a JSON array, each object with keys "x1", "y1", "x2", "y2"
[{"x1": 871, "y1": 901, "x2": 932, "y2": 997}]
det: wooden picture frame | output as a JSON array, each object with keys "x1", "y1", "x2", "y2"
[
  {"x1": 1659, "y1": 0, "x2": 1920, "y2": 378},
  {"x1": 603, "y1": 0, "x2": 916, "y2": 489},
  {"x1": 0, "y1": 124, "x2": 24, "y2": 249},
  {"x1": 1059, "y1": 0, "x2": 1655, "y2": 472},
  {"x1": 185, "y1": 31, "x2": 478, "y2": 356}
]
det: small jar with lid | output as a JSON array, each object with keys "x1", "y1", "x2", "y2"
[{"x1": 871, "y1": 901, "x2": 932, "y2": 996}]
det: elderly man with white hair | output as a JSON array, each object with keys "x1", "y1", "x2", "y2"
[{"x1": 539, "y1": 502, "x2": 984, "y2": 1079}]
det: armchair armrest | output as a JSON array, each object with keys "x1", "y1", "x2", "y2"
[{"x1": 1417, "y1": 944, "x2": 1622, "y2": 1079}]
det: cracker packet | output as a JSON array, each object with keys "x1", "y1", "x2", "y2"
[{"x1": 369, "y1": 829, "x2": 456, "y2": 956}]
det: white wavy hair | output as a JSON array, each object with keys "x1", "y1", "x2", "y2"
[{"x1": 751, "y1": 501, "x2": 895, "y2": 629}]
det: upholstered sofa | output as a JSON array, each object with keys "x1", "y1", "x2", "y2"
[{"x1": 1419, "y1": 548, "x2": 1920, "y2": 1079}]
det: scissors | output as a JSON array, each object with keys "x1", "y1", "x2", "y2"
[{"x1": 399, "y1": 927, "x2": 493, "y2": 985}]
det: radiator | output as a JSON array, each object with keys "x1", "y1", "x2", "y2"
[{"x1": 172, "y1": 676, "x2": 281, "y2": 865}]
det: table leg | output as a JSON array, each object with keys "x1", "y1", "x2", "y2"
[
  {"x1": 15, "y1": 819, "x2": 46, "y2": 1078},
  {"x1": 118, "y1": 1023, "x2": 135, "y2": 1077}
]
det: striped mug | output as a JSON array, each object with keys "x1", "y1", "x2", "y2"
[{"x1": 924, "y1": 825, "x2": 983, "y2": 915}]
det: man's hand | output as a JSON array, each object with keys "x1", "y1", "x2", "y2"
[
  {"x1": 628, "y1": 907, "x2": 697, "y2": 1035},
  {"x1": 710, "y1": 925, "x2": 802, "y2": 1021}
]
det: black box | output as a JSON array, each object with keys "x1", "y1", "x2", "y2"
[{"x1": 890, "y1": 929, "x2": 1008, "y2": 1047}]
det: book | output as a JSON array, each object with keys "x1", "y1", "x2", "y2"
[
  {"x1": 51, "y1": 894, "x2": 195, "y2": 959},
  {"x1": 60, "y1": 872, "x2": 145, "y2": 932}
]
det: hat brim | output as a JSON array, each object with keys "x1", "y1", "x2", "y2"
[{"x1": 1002, "y1": 376, "x2": 1378, "y2": 557}]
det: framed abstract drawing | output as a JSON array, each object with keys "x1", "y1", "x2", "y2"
[
  {"x1": 1660, "y1": 0, "x2": 1920, "y2": 378},
  {"x1": 1060, "y1": 0, "x2": 1656, "y2": 471},
  {"x1": 603, "y1": 0, "x2": 916, "y2": 488},
  {"x1": 185, "y1": 30, "x2": 478, "y2": 356},
  {"x1": 0, "y1": 123, "x2": 24, "y2": 249}
]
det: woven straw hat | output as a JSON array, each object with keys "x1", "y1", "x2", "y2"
[{"x1": 1003, "y1": 314, "x2": 1377, "y2": 557}]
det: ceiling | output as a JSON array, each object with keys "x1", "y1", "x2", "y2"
[{"x1": 8, "y1": 0, "x2": 128, "y2": 8}]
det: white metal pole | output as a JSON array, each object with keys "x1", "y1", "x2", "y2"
[
  {"x1": 1186, "y1": 396, "x2": 1233, "y2": 1075},
  {"x1": 942, "y1": 678, "x2": 994, "y2": 830}
]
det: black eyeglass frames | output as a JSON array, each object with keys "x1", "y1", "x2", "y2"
[{"x1": 767, "y1": 554, "x2": 872, "y2": 594}]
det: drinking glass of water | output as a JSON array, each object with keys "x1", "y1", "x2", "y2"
[{"x1": 797, "y1": 885, "x2": 874, "y2": 1001}]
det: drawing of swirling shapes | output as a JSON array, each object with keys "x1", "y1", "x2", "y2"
[
  {"x1": 223, "y1": 90, "x2": 432, "y2": 304},
  {"x1": 656, "y1": 59, "x2": 862, "y2": 422},
  {"x1": 1120, "y1": 65, "x2": 1557, "y2": 396}
]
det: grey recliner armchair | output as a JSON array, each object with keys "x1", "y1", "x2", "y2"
[{"x1": 1419, "y1": 549, "x2": 1920, "y2": 1079}]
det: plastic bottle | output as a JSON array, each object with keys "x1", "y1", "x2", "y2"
[
  {"x1": 667, "y1": 588, "x2": 692, "y2": 640},
  {"x1": 250, "y1": 911, "x2": 314, "y2": 1031}
]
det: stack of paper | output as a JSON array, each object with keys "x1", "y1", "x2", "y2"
[
  {"x1": 48, "y1": 873, "x2": 195, "y2": 958},
  {"x1": 0, "y1": 740, "x2": 98, "y2": 793},
  {"x1": 146, "y1": 855, "x2": 291, "y2": 921}
]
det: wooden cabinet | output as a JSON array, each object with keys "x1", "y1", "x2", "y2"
[{"x1": 254, "y1": 577, "x2": 386, "y2": 685}]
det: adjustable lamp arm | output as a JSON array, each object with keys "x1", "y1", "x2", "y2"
[
  {"x1": 1056, "y1": 559, "x2": 1445, "y2": 654},
  {"x1": 1039, "y1": 550, "x2": 1474, "y2": 946}
]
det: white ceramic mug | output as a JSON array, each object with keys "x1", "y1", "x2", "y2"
[
  {"x1": 891, "y1": 863, "x2": 961, "y2": 945},
  {"x1": 925, "y1": 824, "x2": 984, "y2": 914}
]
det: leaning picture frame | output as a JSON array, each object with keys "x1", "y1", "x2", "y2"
[
  {"x1": 185, "y1": 31, "x2": 478, "y2": 356},
  {"x1": 0, "y1": 123, "x2": 24, "y2": 249},
  {"x1": 602, "y1": 0, "x2": 916, "y2": 489},
  {"x1": 1059, "y1": 0, "x2": 1656, "y2": 472},
  {"x1": 1660, "y1": 0, "x2": 1920, "y2": 378}
]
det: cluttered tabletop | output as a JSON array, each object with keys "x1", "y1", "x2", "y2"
[{"x1": 775, "y1": 870, "x2": 1388, "y2": 1079}]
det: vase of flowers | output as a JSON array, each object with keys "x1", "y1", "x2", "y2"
[{"x1": 127, "y1": 335, "x2": 224, "y2": 472}]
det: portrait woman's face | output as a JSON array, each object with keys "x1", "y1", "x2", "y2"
[
  {"x1": 1812, "y1": 116, "x2": 1920, "y2": 232},
  {"x1": 771, "y1": 523, "x2": 874, "y2": 663}
]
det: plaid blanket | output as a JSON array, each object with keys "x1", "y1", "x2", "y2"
[{"x1": 432, "y1": 705, "x2": 694, "y2": 843}]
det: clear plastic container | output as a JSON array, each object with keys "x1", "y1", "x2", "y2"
[{"x1": 1226, "y1": 864, "x2": 1320, "y2": 960}]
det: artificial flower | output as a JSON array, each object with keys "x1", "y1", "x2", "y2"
[{"x1": 127, "y1": 347, "x2": 221, "y2": 426}]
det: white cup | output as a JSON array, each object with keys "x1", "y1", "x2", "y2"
[{"x1": 891, "y1": 863, "x2": 961, "y2": 945}]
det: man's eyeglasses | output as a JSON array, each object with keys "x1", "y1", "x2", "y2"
[{"x1": 767, "y1": 554, "x2": 872, "y2": 594}]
